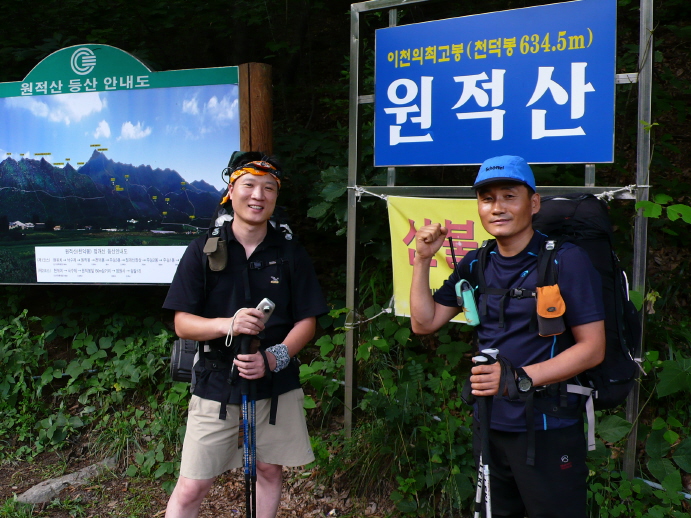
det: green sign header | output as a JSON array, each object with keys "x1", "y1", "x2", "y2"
[{"x1": 0, "y1": 44, "x2": 238, "y2": 98}]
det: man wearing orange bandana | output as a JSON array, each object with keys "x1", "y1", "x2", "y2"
[{"x1": 163, "y1": 152, "x2": 328, "y2": 518}]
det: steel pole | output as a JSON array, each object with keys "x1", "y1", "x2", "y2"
[
  {"x1": 624, "y1": 0, "x2": 653, "y2": 480},
  {"x1": 344, "y1": 5, "x2": 364, "y2": 439}
]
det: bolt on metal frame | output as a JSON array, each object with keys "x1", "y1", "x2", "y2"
[{"x1": 347, "y1": 0, "x2": 652, "y2": 479}]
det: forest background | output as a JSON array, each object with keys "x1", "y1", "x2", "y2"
[{"x1": 0, "y1": 0, "x2": 690, "y2": 516}]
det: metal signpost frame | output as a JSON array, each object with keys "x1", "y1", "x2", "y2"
[{"x1": 347, "y1": 0, "x2": 652, "y2": 479}]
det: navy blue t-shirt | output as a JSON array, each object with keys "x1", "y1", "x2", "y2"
[{"x1": 433, "y1": 231, "x2": 605, "y2": 432}]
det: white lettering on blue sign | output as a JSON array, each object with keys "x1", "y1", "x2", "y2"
[
  {"x1": 383, "y1": 77, "x2": 434, "y2": 145},
  {"x1": 452, "y1": 70, "x2": 506, "y2": 140},
  {"x1": 526, "y1": 62, "x2": 595, "y2": 139}
]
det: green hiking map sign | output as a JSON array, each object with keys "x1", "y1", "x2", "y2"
[
  {"x1": 0, "y1": 45, "x2": 240, "y2": 285},
  {"x1": 0, "y1": 44, "x2": 238, "y2": 97}
]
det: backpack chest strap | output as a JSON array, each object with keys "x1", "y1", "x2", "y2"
[
  {"x1": 478, "y1": 287, "x2": 536, "y2": 328},
  {"x1": 248, "y1": 258, "x2": 287, "y2": 270}
]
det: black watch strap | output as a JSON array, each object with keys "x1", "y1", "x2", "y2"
[{"x1": 515, "y1": 367, "x2": 533, "y2": 393}]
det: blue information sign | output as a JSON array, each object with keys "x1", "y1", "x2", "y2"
[{"x1": 374, "y1": 0, "x2": 616, "y2": 166}]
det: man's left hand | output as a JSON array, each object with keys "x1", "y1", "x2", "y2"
[{"x1": 234, "y1": 351, "x2": 277, "y2": 379}]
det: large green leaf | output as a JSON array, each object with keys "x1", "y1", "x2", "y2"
[
  {"x1": 657, "y1": 358, "x2": 691, "y2": 397},
  {"x1": 454, "y1": 473, "x2": 475, "y2": 502},
  {"x1": 646, "y1": 428, "x2": 672, "y2": 459},
  {"x1": 653, "y1": 193, "x2": 674, "y2": 205},
  {"x1": 647, "y1": 457, "x2": 678, "y2": 486},
  {"x1": 306, "y1": 201, "x2": 331, "y2": 219},
  {"x1": 635, "y1": 200, "x2": 662, "y2": 218},
  {"x1": 629, "y1": 290, "x2": 644, "y2": 311},
  {"x1": 395, "y1": 499, "x2": 418, "y2": 514},
  {"x1": 394, "y1": 327, "x2": 411, "y2": 346},
  {"x1": 597, "y1": 415, "x2": 632, "y2": 443},
  {"x1": 372, "y1": 337, "x2": 389, "y2": 353},
  {"x1": 671, "y1": 438, "x2": 691, "y2": 472},
  {"x1": 321, "y1": 182, "x2": 347, "y2": 202},
  {"x1": 667, "y1": 204, "x2": 691, "y2": 224}
]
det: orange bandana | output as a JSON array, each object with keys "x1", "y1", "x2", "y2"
[{"x1": 228, "y1": 161, "x2": 282, "y2": 188}]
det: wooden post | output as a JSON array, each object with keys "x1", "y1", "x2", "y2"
[{"x1": 239, "y1": 63, "x2": 273, "y2": 154}]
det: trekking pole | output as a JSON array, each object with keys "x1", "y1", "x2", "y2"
[
  {"x1": 239, "y1": 333, "x2": 254, "y2": 518},
  {"x1": 240, "y1": 298, "x2": 274, "y2": 518},
  {"x1": 473, "y1": 348, "x2": 498, "y2": 518},
  {"x1": 250, "y1": 376, "x2": 257, "y2": 516}
]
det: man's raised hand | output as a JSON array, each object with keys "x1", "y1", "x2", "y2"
[{"x1": 415, "y1": 223, "x2": 449, "y2": 261}]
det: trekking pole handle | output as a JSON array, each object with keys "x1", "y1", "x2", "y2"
[
  {"x1": 472, "y1": 352, "x2": 497, "y2": 366},
  {"x1": 481, "y1": 348, "x2": 499, "y2": 361},
  {"x1": 239, "y1": 334, "x2": 253, "y2": 396}
]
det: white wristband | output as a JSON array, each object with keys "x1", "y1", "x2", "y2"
[{"x1": 266, "y1": 344, "x2": 290, "y2": 372}]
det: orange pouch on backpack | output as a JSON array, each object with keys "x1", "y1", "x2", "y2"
[{"x1": 536, "y1": 284, "x2": 566, "y2": 337}]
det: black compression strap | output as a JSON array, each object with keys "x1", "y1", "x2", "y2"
[
  {"x1": 476, "y1": 241, "x2": 492, "y2": 316},
  {"x1": 219, "y1": 381, "x2": 233, "y2": 421},
  {"x1": 524, "y1": 392, "x2": 536, "y2": 466},
  {"x1": 258, "y1": 350, "x2": 273, "y2": 381},
  {"x1": 241, "y1": 267, "x2": 252, "y2": 304},
  {"x1": 482, "y1": 287, "x2": 512, "y2": 328},
  {"x1": 495, "y1": 356, "x2": 536, "y2": 465},
  {"x1": 258, "y1": 349, "x2": 278, "y2": 426},
  {"x1": 269, "y1": 393, "x2": 278, "y2": 426},
  {"x1": 536, "y1": 244, "x2": 554, "y2": 287}
]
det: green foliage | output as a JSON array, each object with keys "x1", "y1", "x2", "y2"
[
  {"x1": 636, "y1": 194, "x2": 691, "y2": 231},
  {"x1": 0, "y1": 300, "x2": 186, "y2": 492},
  {"x1": 0, "y1": 497, "x2": 34, "y2": 518},
  {"x1": 584, "y1": 340, "x2": 691, "y2": 516},
  {"x1": 308, "y1": 307, "x2": 477, "y2": 516},
  {"x1": 46, "y1": 496, "x2": 88, "y2": 517}
]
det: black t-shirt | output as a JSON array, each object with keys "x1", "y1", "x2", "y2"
[
  {"x1": 163, "y1": 222, "x2": 329, "y2": 403},
  {"x1": 434, "y1": 231, "x2": 605, "y2": 431}
]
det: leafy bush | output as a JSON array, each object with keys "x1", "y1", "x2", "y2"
[
  {"x1": 0, "y1": 301, "x2": 186, "y2": 493},
  {"x1": 304, "y1": 304, "x2": 480, "y2": 516}
]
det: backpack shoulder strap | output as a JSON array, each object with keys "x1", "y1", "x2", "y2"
[
  {"x1": 535, "y1": 237, "x2": 567, "y2": 287},
  {"x1": 473, "y1": 239, "x2": 496, "y2": 291},
  {"x1": 280, "y1": 233, "x2": 297, "y2": 287}
]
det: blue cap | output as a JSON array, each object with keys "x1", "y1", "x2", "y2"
[{"x1": 473, "y1": 155, "x2": 536, "y2": 192}]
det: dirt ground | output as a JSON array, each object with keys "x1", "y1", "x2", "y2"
[{"x1": 0, "y1": 449, "x2": 394, "y2": 517}]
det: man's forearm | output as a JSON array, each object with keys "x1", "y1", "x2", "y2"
[
  {"x1": 280, "y1": 317, "x2": 316, "y2": 357},
  {"x1": 174, "y1": 312, "x2": 231, "y2": 341},
  {"x1": 524, "y1": 320, "x2": 606, "y2": 386},
  {"x1": 410, "y1": 256, "x2": 438, "y2": 334}
]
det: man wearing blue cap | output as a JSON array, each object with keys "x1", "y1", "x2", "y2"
[{"x1": 410, "y1": 156, "x2": 605, "y2": 517}]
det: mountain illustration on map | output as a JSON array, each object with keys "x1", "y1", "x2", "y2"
[{"x1": 0, "y1": 151, "x2": 223, "y2": 230}]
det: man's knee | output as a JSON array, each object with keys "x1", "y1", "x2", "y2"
[
  {"x1": 256, "y1": 462, "x2": 282, "y2": 484},
  {"x1": 172, "y1": 476, "x2": 214, "y2": 505}
]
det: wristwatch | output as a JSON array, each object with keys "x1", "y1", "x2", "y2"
[{"x1": 515, "y1": 367, "x2": 533, "y2": 394}]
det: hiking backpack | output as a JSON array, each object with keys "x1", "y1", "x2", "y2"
[{"x1": 532, "y1": 193, "x2": 642, "y2": 411}]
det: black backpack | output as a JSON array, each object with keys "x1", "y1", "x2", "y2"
[{"x1": 532, "y1": 193, "x2": 642, "y2": 411}]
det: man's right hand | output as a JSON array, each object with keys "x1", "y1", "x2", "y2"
[
  {"x1": 415, "y1": 223, "x2": 449, "y2": 261},
  {"x1": 230, "y1": 308, "x2": 266, "y2": 337}
]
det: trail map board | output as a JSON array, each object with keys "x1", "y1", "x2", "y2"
[{"x1": 0, "y1": 45, "x2": 240, "y2": 284}]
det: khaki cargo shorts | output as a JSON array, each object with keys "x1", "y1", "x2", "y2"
[{"x1": 179, "y1": 388, "x2": 314, "y2": 480}]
